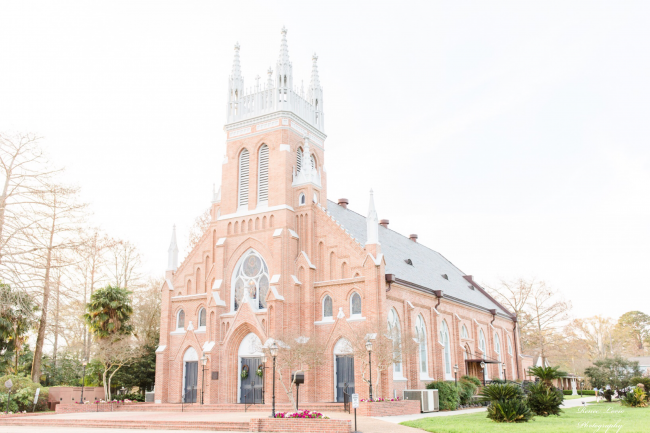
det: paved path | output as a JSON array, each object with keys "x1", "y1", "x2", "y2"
[{"x1": 375, "y1": 395, "x2": 598, "y2": 424}]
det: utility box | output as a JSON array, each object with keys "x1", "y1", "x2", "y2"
[
  {"x1": 291, "y1": 372, "x2": 304, "y2": 385},
  {"x1": 404, "y1": 389, "x2": 439, "y2": 412}
]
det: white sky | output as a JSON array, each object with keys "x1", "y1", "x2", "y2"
[{"x1": 1, "y1": 1, "x2": 649, "y2": 319}]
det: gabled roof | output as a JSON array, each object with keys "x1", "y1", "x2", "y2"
[{"x1": 326, "y1": 200, "x2": 512, "y2": 318}]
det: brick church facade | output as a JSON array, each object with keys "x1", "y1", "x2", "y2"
[{"x1": 154, "y1": 28, "x2": 525, "y2": 405}]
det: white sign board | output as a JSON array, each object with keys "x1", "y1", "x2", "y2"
[
  {"x1": 351, "y1": 393, "x2": 359, "y2": 409},
  {"x1": 34, "y1": 388, "x2": 40, "y2": 405}
]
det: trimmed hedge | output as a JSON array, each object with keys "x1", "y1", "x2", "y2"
[{"x1": 426, "y1": 381, "x2": 460, "y2": 410}]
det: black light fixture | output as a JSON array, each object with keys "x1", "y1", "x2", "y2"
[
  {"x1": 270, "y1": 341, "x2": 279, "y2": 418},
  {"x1": 81, "y1": 359, "x2": 88, "y2": 403},
  {"x1": 366, "y1": 339, "x2": 373, "y2": 401},
  {"x1": 200, "y1": 353, "x2": 208, "y2": 405}
]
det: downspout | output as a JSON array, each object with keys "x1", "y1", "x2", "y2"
[
  {"x1": 433, "y1": 290, "x2": 443, "y2": 310},
  {"x1": 489, "y1": 309, "x2": 497, "y2": 326},
  {"x1": 512, "y1": 319, "x2": 521, "y2": 380}
]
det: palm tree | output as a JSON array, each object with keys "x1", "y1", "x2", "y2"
[
  {"x1": 84, "y1": 285, "x2": 133, "y2": 339},
  {"x1": 528, "y1": 366, "x2": 568, "y2": 387}
]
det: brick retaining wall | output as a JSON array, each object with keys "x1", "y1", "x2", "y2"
[
  {"x1": 249, "y1": 418, "x2": 351, "y2": 433},
  {"x1": 356, "y1": 399, "x2": 420, "y2": 416},
  {"x1": 55, "y1": 402, "x2": 139, "y2": 413}
]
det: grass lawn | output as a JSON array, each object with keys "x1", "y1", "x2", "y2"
[
  {"x1": 401, "y1": 405, "x2": 650, "y2": 433},
  {"x1": 563, "y1": 395, "x2": 587, "y2": 400}
]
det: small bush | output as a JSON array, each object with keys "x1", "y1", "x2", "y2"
[
  {"x1": 603, "y1": 389, "x2": 614, "y2": 402},
  {"x1": 527, "y1": 382, "x2": 563, "y2": 417},
  {"x1": 426, "y1": 381, "x2": 460, "y2": 410},
  {"x1": 461, "y1": 375, "x2": 482, "y2": 388},
  {"x1": 621, "y1": 386, "x2": 647, "y2": 408},
  {"x1": 0, "y1": 375, "x2": 48, "y2": 412},
  {"x1": 119, "y1": 392, "x2": 145, "y2": 402},
  {"x1": 479, "y1": 383, "x2": 524, "y2": 403},
  {"x1": 458, "y1": 379, "x2": 478, "y2": 406},
  {"x1": 487, "y1": 399, "x2": 533, "y2": 423},
  {"x1": 629, "y1": 377, "x2": 650, "y2": 393}
]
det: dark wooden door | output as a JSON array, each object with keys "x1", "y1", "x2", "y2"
[
  {"x1": 184, "y1": 361, "x2": 198, "y2": 403},
  {"x1": 240, "y1": 357, "x2": 264, "y2": 404},
  {"x1": 336, "y1": 355, "x2": 355, "y2": 403}
]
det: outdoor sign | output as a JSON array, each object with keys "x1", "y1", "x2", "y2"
[
  {"x1": 351, "y1": 393, "x2": 359, "y2": 409},
  {"x1": 33, "y1": 388, "x2": 40, "y2": 405}
]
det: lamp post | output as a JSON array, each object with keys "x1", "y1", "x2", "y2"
[
  {"x1": 502, "y1": 364, "x2": 506, "y2": 381},
  {"x1": 454, "y1": 364, "x2": 459, "y2": 387},
  {"x1": 260, "y1": 354, "x2": 267, "y2": 405},
  {"x1": 200, "y1": 352, "x2": 208, "y2": 405},
  {"x1": 270, "y1": 342, "x2": 278, "y2": 418},
  {"x1": 81, "y1": 360, "x2": 88, "y2": 403},
  {"x1": 480, "y1": 361, "x2": 486, "y2": 386},
  {"x1": 366, "y1": 340, "x2": 373, "y2": 401}
]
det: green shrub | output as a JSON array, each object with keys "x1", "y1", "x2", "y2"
[
  {"x1": 461, "y1": 375, "x2": 482, "y2": 388},
  {"x1": 603, "y1": 389, "x2": 614, "y2": 402},
  {"x1": 0, "y1": 375, "x2": 48, "y2": 412},
  {"x1": 479, "y1": 383, "x2": 524, "y2": 403},
  {"x1": 119, "y1": 392, "x2": 145, "y2": 402},
  {"x1": 527, "y1": 382, "x2": 563, "y2": 417},
  {"x1": 426, "y1": 381, "x2": 460, "y2": 410},
  {"x1": 490, "y1": 379, "x2": 507, "y2": 384},
  {"x1": 629, "y1": 377, "x2": 650, "y2": 393},
  {"x1": 458, "y1": 379, "x2": 478, "y2": 405},
  {"x1": 486, "y1": 399, "x2": 533, "y2": 423},
  {"x1": 621, "y1": 387, "x2": 648, "y2": 408}
]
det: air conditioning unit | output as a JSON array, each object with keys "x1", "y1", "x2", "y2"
[{"x1": 404, "y1": 389, "x2": 439, "y2": 412}]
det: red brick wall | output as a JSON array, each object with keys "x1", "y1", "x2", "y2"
[
  {"x1": 356, "y1": 400, "x2": 420, "y2": 417},
  {"x1": 249, "y1": 418, "x2": 350, "y2": 433}
]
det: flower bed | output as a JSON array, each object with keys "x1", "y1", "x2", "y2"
[
  {"x1": 356, "y1": 399, "x2": 421, "y2": 417},
  {"x1": 274, "y1": 409, "x2": 329, "y2": 419}
]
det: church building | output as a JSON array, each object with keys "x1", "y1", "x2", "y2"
[{"x1": 154, "y1": 28, "x2": 525, "y2": 405}]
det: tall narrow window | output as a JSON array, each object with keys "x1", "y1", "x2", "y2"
[
  {"x1": 416, "y1": 315, "x2": 428, "y2": 376},
  {"x1": 323, "y1": 295, "x2": 333, "y2": 320},
  {"x1": 311, "y1": 154, "x2": 316, "y2": 170},
  {"x1": 388, "y1": 309, "x2": 402, "y2": 376},
  {"x1": 257, "y1": 145, "x2": 269, "y2": 205},
  {"x1": 176, "y1": 310, "x2": 185, "y2": 330},
  {"x1": 296, "y1": 147, "x2": 303, "y2": 173},
  {"x1": 507, "y1": 335, "x2": 513, "y2": 355},
  {"x1": 479, "y1": 329, "x2": 489, "y2": 381},
  {"x1": 198, "y1": 308, "x2": 206, "y2": 330},
  {"x1": 441, "y1": 320, "x2": 452, "y2": 379},
  {"x1": 461, "y1": 324, "x2": 469, "y2": 339},
  {"x1": 494, "y1": 332, "x2": 502, "y2": 378},
  {"x1": 350, "y1": 292, "x2": 361, "y2": 317},
  {"x1": 238, "y1": 149, "x2": 250, "y2": 208}
]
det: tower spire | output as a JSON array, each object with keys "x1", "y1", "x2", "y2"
[
  {"x1": 308, "y1": 53, "x2": 324, "y2": 129},
  {"x1": 309, "y1": 53, "x2": 321, "y2": 91},
  {"x1": 366, "y1": 189, "x2": 380, "y2": 245},
  {"x1": 227, "y1": 43, "x2": 244, "y2": 122},
  {"x1": 167, "y1": 225, "x2": 179, "y2": 271},
  {"x1": 276, "y1": 26, "x2": 293, "y2": 106},
  {"x1": 278, "y1": 26, "x2": 291, "y2": 67}
]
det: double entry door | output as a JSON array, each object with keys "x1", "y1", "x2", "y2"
[
  {"x1": 184, "y1": 361, "x2": 198, "y2": 403},
  {"x1": 240, "y1": 357, "x2": 264, "y2": 404},
  {"x1": 336, "y1": 355, "x2": 355, "y2": 403}
]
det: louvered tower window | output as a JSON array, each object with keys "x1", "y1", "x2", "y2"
[
  {"x1": 311, "y1": 154, "x2": 316, "y2": 170},
  {"x1": 238, "y1": 149, "x2": 250, "y2": 208},
  {"x1": 296, "y1": 147, "x2": 303, "y2": 173},
  {"x1": 257, "y1": 145, "x2": 269, "y2": 205}
]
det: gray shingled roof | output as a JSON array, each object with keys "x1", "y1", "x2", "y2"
[{"x1": 326, "y1": 200, "x2": 512, "y2": 318}]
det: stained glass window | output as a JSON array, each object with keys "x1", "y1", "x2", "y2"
[
  {"x1": 350, "y1": 293, "x2": 361, "y2": 316},
  {"x1": 199, "y1": 308, "x2": 206, "y2": 328},
  {"x1": 232, "y1": 250, "x2": 270, "y2": 311},
  {"x1": 323, "y1": 295, "x2": 332, "y2": 318},
  {"x1": 177, "y1": 310, "x2": 185, "y2": 330}
]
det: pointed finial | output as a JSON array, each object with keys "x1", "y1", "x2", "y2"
[
  {"x1": 167, "y1": 225, "x2": 179, "y2": 271},
  {"x1": 278, "y1": 26, "x2": 291, "y2": 67},
  {"x1": 366, "y1": 189, "x2": 380, "y2": 245}
]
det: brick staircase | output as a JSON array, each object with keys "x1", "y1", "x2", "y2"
[{"x1": 0, "y1": 418, "x2": 249, "y2": 431}]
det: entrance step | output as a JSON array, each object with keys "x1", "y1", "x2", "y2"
[
  {"x1": 0, "y1": 418, "x2": 249, "y2": 431},
  {"x1": 115, "y1": 402, "x2": 345, "y2": 412}
]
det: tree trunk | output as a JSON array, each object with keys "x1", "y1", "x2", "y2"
[
  {"x1": 103, "y1": 368, "x2": 109, "y2": 400},
  {"x1": 53, "y1": 274, "x2": 60, "y2": 369},
  {"x1": 31, "y1": 209, "x2": 56, "y2": 383}
]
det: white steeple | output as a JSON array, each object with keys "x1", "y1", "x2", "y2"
[
  {"x1": 167, "y1": 225, "x2": 179, "y2": 272},
  {"x1": 366, "y1": 189, "x2": 380, "y2": 245},
  {"x1": 227, "y1": 43, "x2": 244, "y2": 123},
  {"x1": 308, "y1": 53, "x2": 324, "y2": 129},
  {"x1": 276, "y1": 26, "x2": 293, "y2": 109}
]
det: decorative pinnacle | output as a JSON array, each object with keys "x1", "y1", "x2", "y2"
[{"x1": 278, "y1": 26, "x2": 291, "y2": 66}]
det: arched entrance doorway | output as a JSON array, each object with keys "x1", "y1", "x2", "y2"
[
  {"x1": 238, "y1": 332, "x2": 264, "y2": 404},
  {"x1": 333, "y1": 338, "x2": 354, "y2": 402},
  {"x1": 182, "y1": 347, "x2": 198, "y2": 403}
]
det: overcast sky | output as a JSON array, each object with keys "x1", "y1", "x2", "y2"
[{"x1": 1, "y1": 1, "x2": 649, "y2": 319}]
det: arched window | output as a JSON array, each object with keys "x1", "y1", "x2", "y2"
[
  {"x1": 310, "y1": 154, "x2": 316, "y2": 170},
  {"x1": 350, "y1": 292, "x2": 361, "y2": 317},
  {"x1": 231, "y1": 249, "x2": 270, "y2": 311},
  {"x1": 441, "y1": 319, "x2": 452, "y2": 379},
  {"x1": 257, "y1": 145, "x2": 269, "y2": 205},
  {"x1": 329, "y1": 251, "x2": 336, "y2": 279},
  {"x1": 494, "y1": 332, "x2": 502, "y2": 378},
  {"x1": 415, "y1": 315, "x2": 428, "y2": 376},
  {"x1": 198, "y1": 308, "x2": 206, "y2": 330},
  {"x1": 299, "y1": 193, "x2": 306, "y2": 206},
  {"x1": 296, "y1": 147, "x2": 303, "y2": 173},
  {"x1": 388, "y1": 308, "x2": 403, "y2": 376},
  {"x1": 176, "y1": 310, "x2": 185, "y2": 330},
  {"x1": 238, "y1": 149, "x2": 250, "y2": 208},
  {"x1": 507, "y1": 335, "x2": 513, "y2": 355},
  {"x1": 461, "y1": 324, "x2": 469, "y2": 339},
  {"x1": 322, "y1": 295, "x2": 333, "y2": 320},
  {"x1": 479, "y1": 329, "x2": 488, "y2": 381}
]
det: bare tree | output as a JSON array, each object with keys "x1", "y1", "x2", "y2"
[
  {"x1": 262, "y1": 332, "x2": 326, "y2": 412},
  {"x1": 108, "y1": 240, "x2": 142, "y2": 290},
  {"x1": 131, "y1": 277, "x2": 162, "y2": 347},
  {"x1": 186, "y1": 207, "x2": 210, "y2": 255},
  {"x1": 348, "y1": 321, "x2": 418, "y2": 399},
  {"x1": 94, "y1": 335, "x2": 142, "y2": 400},
  {"x1": 29, "y1": 183, "x2": 87, "y2": 382}
]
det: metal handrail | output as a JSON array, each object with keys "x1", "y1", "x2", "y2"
[
  {"x1": 343, "y1": 384, "x2": 350, "y2": 414},
  {"x1": 181, "y1": 386, "x2": 196, "y2": 412},
  {"x1": 243, "y1": 388, "x2": 254, "y2": 412}
]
